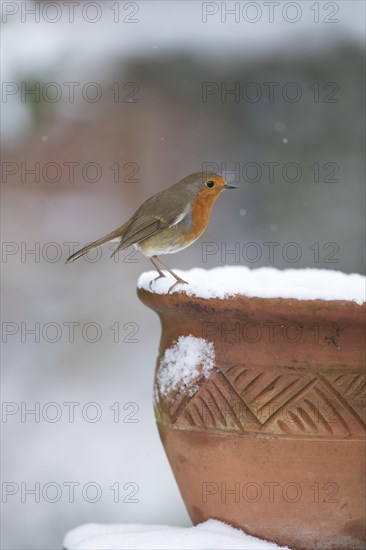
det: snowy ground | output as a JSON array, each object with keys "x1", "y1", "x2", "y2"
[{"x1": 64, "y1": 519, "x2": 290, "y2": 550}]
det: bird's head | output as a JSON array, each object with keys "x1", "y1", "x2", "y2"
[{"x1": 181, "y1": 171, "x2": 237, "y2": 203}]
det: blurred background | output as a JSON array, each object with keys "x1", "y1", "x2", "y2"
[{"x1": 1, "y1": 1, "x2": 365, "y2": 548}]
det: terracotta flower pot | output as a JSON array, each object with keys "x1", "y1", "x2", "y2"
[{"x1": 137, "y1": 270, "x2": 365, "y2": 550}]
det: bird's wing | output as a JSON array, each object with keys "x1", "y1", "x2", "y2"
[
  {"x1": 114, "y1": 207, "x2": 190, "y2": 254},
  {"x1": 114, "y1": 184, "x2": 193, "y2": 255},
  {"x1": 117, "y1": 216, "x2": 164, "y2": 250}
]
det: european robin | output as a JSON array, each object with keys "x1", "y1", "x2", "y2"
[{"x1": 66, "y1": 171, "x2": 236, "y2": 292}]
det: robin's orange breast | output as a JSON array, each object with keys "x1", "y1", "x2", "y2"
[
  {"x1": 184, "y1": 189, "x2": 216, "y2": 241},
  {"x1": 185, "y1": 185, "x2": 221, "y2": 242}
]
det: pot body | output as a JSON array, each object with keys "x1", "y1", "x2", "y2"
[{"x1": 138, "y1": 289, "x2": 366, "y2": 550}]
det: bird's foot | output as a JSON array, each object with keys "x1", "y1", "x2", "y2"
[
  {"x1": 149, "y1": 272, "x2": 166, "y2": 291},
  {"x1": 168, "y1": 277, "x2": 189, "y2": 294}
]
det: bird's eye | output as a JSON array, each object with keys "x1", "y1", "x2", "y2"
[{"x1": 206, "y1": 180, "x2": 214, "y2": 188}]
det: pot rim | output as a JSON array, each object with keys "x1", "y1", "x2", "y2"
[{"x1": 137, "y1": 286, "x2": 366, "y2": 315}]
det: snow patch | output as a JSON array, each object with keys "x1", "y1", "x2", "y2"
[
  {"x1": 138, "y1": 266, "x2": 366, "y2": 305},
  {"x1": 157, "y1": 336, "x2": 215, "y2": 399},
  {"x1": 63, "y1": 518, "x2": 290, "y2": 549}
]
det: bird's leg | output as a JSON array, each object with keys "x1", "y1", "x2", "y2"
[
  {"x1": 154, "y1": 256, "x2": 188, "y2": 293},
  {"x1": 149, "y1": 256, "x2": 166, "y2": 290}
]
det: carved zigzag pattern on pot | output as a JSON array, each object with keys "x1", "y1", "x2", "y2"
[
  {"x1": 159, "y1": 365, "x2": 366, "y2": 437},
  {"x1": 329, "y1": 373, "x2": 366, "y2": 406}
]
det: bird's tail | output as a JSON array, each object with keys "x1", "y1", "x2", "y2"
[{"x1": 66, "y1": 225, "x2": 127, "y2": 263}]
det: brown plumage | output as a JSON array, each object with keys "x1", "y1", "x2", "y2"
[{"x1": 66, "y1": 171, "x2": 236, "y2": 292}]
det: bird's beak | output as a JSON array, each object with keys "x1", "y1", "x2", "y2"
[{"x1": 225, "y1": 183, "x2": 237, "y2": 189}]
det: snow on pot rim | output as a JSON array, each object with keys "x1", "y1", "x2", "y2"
[
  {"x1": 63, "y1": 519, "x2": 289, "y2": 550},
  {"x1": 137, "y1": 266, "x2": 365, "y2": 305}
]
